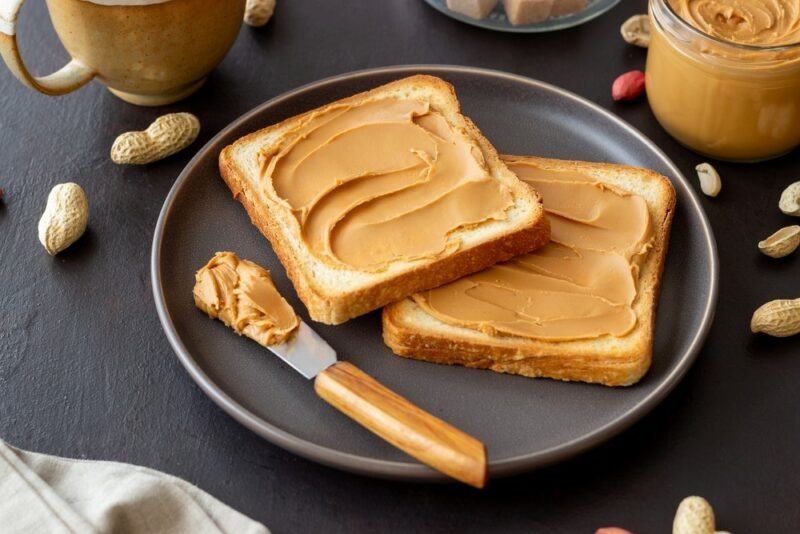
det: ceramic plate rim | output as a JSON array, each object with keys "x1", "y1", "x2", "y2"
[{"x1": 151, "y1": 65, "x2": 719, "y2": 482}]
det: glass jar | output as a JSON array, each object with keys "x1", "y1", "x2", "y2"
[{"x1": 646, "y1": 0, "x2": 800, "y2": 162}]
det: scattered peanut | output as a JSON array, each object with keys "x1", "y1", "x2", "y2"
[
  {"x1": 695, "y1": 163, "x2": 722, "y2": 197},
  {"x1": 779, "y1": 181, "x2": 800, "y2": 216},
  {"x1": 751, "y1": 298, "x2": 800, "y2": 337},
  {"x1": 673, "y1": 496, "x2": 726, "y2": 534},
  {"x1": 758, "y1": 225, "x2": 800, "y2": 258},
  {"x1": 596, "y1": 528, "x2": 633, "y2": 534},
  {"x1": 612, "y1": 70, "x2": 646, "y2": 101},
  {"x1": 38, "y1": 183, "x2": 89, "y2": 255},
  {"x1": 0, "y1": 187, "x2": 4, "y2": 201},
  {"x1": 111, "y1": 112, "x2": 200, "y2": 165},
  {"x1": 621, "y1": 14, "x2": 650, "y2": 48},
  {"x1": 244, "y1": 0, "x2": 276, "y2": 27}
]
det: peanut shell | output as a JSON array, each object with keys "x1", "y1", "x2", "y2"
[
  {"x1": 779, "y1": 181, "x2": 800, "y2": 216},
  {"x1": 621, "y1": 14, "x2": 650, "y2": 48},
  {"x1": 673, "y1": 496, "x2": 716, "y2": 534},
  {"x1": 751, "y1": 298, "x2": 800, "y2": 337},
  {"x1": 111, "y1": 113, "x2": 200, "y2": 165},
  {"x1": 38, "y1": 182, "x2": 89, "y2": 255},
  {"x1": 245, "y1": 0, "x2": 276, "y2": 26},
  {"x1": 758, "y1": 225, "x2": 800, "y2": 258}
]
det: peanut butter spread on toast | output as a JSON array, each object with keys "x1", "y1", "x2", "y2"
[
  {"x1": 258, "y1": 98, "x2": 514, "y2": 271},
  {"x1": 414, "y1": 160, "x2": 653, "y2": 341},
  {"x1": 194, "y1": 252, "x2": 299, "y2": 346}
]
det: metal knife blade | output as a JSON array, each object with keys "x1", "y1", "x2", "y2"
[{"x1": 267, "y1": 321, "x2": 337, "y2": 379}]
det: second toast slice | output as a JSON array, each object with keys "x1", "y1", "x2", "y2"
[
  {"x1": 383, "y1": 155, "x2": 676, "y2": 386},
  {"x1": 219, "y1": 75, "x2": 549, "y2": 324}
]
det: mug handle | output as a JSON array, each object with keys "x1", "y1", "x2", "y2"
[{"x1": 0, "y1": 0, "x2": 95, "y2": 95}]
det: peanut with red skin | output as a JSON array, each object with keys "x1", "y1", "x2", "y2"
[
  {"x1": 596, "y1": 528, "x2": 633, "y2": 534},
  {"x1": 612, "y1": 70, "x2": 646, "y2": 101}
]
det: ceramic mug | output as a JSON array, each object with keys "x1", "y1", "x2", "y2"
[{"x1": 0, "y1": 0, "x2": 245, "y2": 106}]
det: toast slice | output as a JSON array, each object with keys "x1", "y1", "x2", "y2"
[
  {"x1": 219, "y1": 76, "x2": 549, "y2": 324},
  {"x1": 383, "y1": 156, "x2": 676, "y2": 386}
]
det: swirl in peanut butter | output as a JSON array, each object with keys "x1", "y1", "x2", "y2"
[
  {"x1": 668, "y1": 0, "x2": 800, "y2": 46},
  {"x1": 194, "y1": 252, "x2": 299, "y2": 346},
  {"x1": 414, "y1": 159, "x2": 653, "y2": 341},
  {"x1": 259, "y1": 98, "x2": 514, "y2": 271}
]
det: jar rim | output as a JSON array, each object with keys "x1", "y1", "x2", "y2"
[{"x1": 653, "y1": 0, "x2": 800, "y2": 52}]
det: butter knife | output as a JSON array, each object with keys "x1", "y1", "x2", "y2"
[{"x1": 268, "y1": 321, "x2": 487, "y2": 488}]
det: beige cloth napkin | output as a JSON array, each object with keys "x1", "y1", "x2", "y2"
[{"x1": 0, "y1": 439, "x2": 269, "y2": 534}]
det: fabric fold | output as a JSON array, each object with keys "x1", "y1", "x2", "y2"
[{"x1": 0, "y1": 439, "x2": 269, "y2": 534}]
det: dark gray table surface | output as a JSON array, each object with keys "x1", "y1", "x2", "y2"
[{"x1": 1, "y1": 1, "x2": 798, "y2": 532}]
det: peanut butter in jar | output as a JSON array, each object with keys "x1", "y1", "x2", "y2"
[{"x1": 646, "y1": 0, "x2": 800, "y2": 162}]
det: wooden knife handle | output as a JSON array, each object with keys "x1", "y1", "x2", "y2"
[{"x1": 314, "y1": 361, "x2": 487, "y2": 488}]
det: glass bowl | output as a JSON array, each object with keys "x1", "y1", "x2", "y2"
[{"x1": 423, "y1": 0, "x2": 621, "y2": 33}]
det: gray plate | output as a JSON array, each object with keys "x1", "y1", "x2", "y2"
[
  {"x1": 152, "y1": 66, "x2": 718, "y2": 483},
  {"x1": 422, "y1": 0, "x2": 620, "y2": 33}
]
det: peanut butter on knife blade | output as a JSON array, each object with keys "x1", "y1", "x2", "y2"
[{"x1": 194, "y1": 251, "x2": 299, "y2": 346}]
